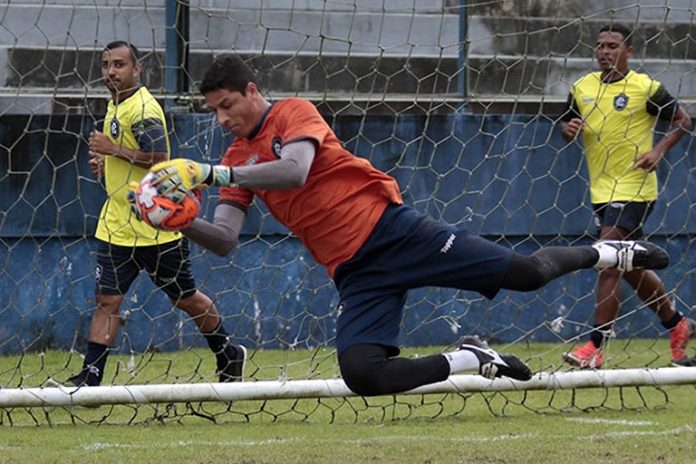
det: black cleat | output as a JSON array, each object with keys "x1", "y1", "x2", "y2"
[
  {"x1": 217, "y1": 344, "x2": 247, "y2": 383},
  {"x1": 66, "y1": 366, "x2": 101, "y2": 387},
  {"x1": 671, "y1": 356, "x2": 696, "y2": 367},
  {"x1": 67, "y1": 371, "x2": 89, "y2": 387},
  {"x1": 458, "y1": 336, "x2": 532, "y2": 381},
  {"x1": 593, "y1": 240, "x2": 669, "y2": 272}
]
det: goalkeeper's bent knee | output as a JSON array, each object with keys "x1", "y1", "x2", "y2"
[{"x1": 339, "y1": 344, "x2": 391, "y2": 396}]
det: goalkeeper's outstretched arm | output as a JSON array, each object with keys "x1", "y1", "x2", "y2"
[
  {"x1": 231, "y1": 140, "x2": 315, "y2": 189},
  {"x1": 150, "y1": 140, "x2": 316, "y2": 192},
  {"x1": 182, "y1": 203, "x2": 246, "y2": 256}
]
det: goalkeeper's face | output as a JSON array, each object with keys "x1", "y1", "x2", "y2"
[
  {"x1": 204, "y1": 83, "x2": 267, "y2": 139},
  {"x1": 101, "y1": 46, "x2": 141, "y2": 95}
]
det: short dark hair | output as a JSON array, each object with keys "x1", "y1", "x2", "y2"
[
  {"x1": 199, "y1": 54, "x2": 259, "y2": 96},
  {"x1": 598, "y1": 24, "x2": 633, "y2": 46},
  {"x1": 104, "y1": 41, "x2": 140, "y2": 63}
]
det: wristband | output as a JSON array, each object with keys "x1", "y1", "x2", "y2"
[{"x1": 211, "y1": 165, "x2": 236, "y2": 187}]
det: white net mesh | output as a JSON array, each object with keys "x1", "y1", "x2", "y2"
[{"x1": 1, "y1": 0, "x2": 695, "y2": 424}]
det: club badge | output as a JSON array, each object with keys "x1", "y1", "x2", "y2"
[
  {"x1": 613, "y1": 93, "x2": 629, "y2": 111},
  {"x1": 272, "y1": 136, "x2": 282, "y2": 157},
  {"x1": 110, "y1": 118, "x2": 120, "y2": 138}
]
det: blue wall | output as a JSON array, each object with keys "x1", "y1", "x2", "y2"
[{"x1": 1, "y1": 113, "x2": 694, "y2": 355}]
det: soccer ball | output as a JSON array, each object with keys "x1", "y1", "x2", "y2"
[{"x1": 131, "y1": 173, "x2": 202, "y2": 231}]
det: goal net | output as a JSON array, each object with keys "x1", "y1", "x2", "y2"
[{"x1": 1, "y1": 0, "x2": 695, "y2": 425}]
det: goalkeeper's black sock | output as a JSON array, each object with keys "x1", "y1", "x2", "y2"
[
  {"x1": 203, "y1": 321, "x2": 231, "y2": 356},
  {"x1": 83, "y1": 341, "x2": 109, "y2": 386}
]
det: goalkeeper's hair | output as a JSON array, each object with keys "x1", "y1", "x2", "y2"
[
  {"x1": 200, "y1": 54, "x2": 260, "y2": 96},
  {"x1": 104, "y1": 40, "x2": 140, "y2": 64},
  {"x1": 598, "y1": 24, "x2": 633, "y2": 46}
]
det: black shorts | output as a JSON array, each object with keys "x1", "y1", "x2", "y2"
[
  {"x1": 592, "y1": 201, "x2": 655, "y2": 239},
  {"x1": 95, "y1": 239, "x2": 197, "y2": 301}
]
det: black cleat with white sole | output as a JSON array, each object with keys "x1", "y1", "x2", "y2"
[
  {"x1": 458, "y1": 336, "x2": 532, "y2": 381},
  {"x1": 672, "y1": 356, "x2": 696, "y2": 367},
  {"x1": 593, "y1": 240, "x2": 669, "y2": 273}
]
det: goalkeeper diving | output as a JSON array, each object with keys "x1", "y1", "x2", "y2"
[{"x1": 134, "y1": 55, "x2": 671, "y2": 396}]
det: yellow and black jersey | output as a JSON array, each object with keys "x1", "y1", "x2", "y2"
[
  {"x1": 560, "y1": 70, "x2": 678, "y2": 204},
  {"x1": 95, "y1": 86, "x2": 181, "y2": 246}
]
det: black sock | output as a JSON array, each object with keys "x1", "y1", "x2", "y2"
[
  {"x1": 590, "y1": 327, "x2": 608, "y2": 348},
  {"x1": 661, "y1": 312, "x2": 683, "y2": 331},
  {"x1": 501, "y1": 246, "x2": 598, "y2": 291},
  {"x1": 83, "y1": 341, "x2": 109, "y2": 386},
  {"x1": 203, "y1": 321, "x2": 232, "y2": 357}
]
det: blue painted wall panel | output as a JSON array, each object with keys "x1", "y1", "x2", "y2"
[{"x1": 0, "y1": 113, "x2": 694, "y2": 354}]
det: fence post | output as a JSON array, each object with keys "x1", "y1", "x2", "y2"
[
  {"x1": 458, "y1": 0, "x2": 468, "y2": 111},
  {"x1": 165, "y1": 0, "x2": 190, "y2": 110}
]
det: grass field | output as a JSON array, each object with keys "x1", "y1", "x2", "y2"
[{"x1": 1, "y1": 341, "x2": 695, "y2": 463}]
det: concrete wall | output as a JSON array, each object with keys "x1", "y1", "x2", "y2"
[{"x1": 1, "y1": 0, "x2": 695, "y2": 116}]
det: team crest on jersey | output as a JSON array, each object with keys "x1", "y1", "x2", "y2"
[
  {"x1": 272, "y1": 137, "x2": 282, "y2": 157},
  {"x1": 109, "y1": 118, "x2": 120, "y2": 138},
  {"x1": 613, "y1": 93, "x2": 629, "y2": 111}
]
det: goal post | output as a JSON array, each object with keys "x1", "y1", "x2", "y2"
[
  {"x1": 1, "y1": 0, "x2": 695, "y2": 425},
  {"x1": 3, "y1": 368, "x2": 696, "y2": 409}
]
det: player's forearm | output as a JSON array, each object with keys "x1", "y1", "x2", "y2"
[
  {"x1": 231, "y1": 157, "x2": 309, "y2": 189},
  {"x1": 654, "y1": 107, "x2": 692, "y2": 154},
  {"x1": 209, "y1": 140, "x2": 315, "y2": 190},
  {"x1": 112, "y1": 148, "x2": 168, "y2": 168},
  {"x1": 181, "y1": 203, "x2": 245, "y2": 256}
]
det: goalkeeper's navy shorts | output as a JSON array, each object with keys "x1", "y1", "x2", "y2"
[
  {"x1": 333, "y1": 203, "x2": 513, "y2": 356},
  {"x1": 95, "y1": 238, "x2": 197, "y2": 301}
]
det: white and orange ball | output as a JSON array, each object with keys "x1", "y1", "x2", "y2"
[{"x1": 132, "y1": 173, "x2": 201, "y2": 230}]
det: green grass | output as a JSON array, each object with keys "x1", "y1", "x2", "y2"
[{"x1": 1, "y1": 341, "x2": 696, "y2": 463}]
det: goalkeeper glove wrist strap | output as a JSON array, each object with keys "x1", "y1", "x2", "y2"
[{"x1": 208, "y1": 165, "x2": 235, "y2": 187}]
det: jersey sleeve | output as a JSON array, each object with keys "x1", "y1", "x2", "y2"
[
  {"x1": 559, "y1": 91, "x2": 581, "y2": 122},
  {"x1": 276, "y1": 98, "x2": 332, "y2": 147},
  {"x1": 646, "y1": 81, "x2": 678, "y2": 121},
  {"x1": 219, "y1": 146, "x2": 254, "y2": 211},
  {"x1": 132, "y1": 117, "x2": 168, "y2": 153},
  {"x1": 218, "y1": 185, "x2": 253, "y2": 213},
  {"x1": 129, "y1": 98, "x2": 168, "y2": 153}
]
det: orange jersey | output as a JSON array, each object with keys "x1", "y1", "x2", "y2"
[{"x1": 219, "y1": 98, "x2": 403, "y2": 277}]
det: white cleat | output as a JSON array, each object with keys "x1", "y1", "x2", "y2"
[
  {"x1": 592, "y1": 240, "x2": 669, "y2": 273},
  {"x1": 458, "y1": 336, "x2": 532, "y2": 381}
]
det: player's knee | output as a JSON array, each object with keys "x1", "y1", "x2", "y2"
[
  {"x1": 340, "y1": 363, "x2": 384, "y2": 396},
  {"x1": 168, "y1": 287, "x2": 199, "y2": 307},
  {"x1": 95, "y1": 294, "x2": 124, "y2": 315},
  {"x1": 339, "y1": 345, "x2": 389, "y2": 396}
]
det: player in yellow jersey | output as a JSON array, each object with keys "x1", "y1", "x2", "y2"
[
  {"x1": 68, "y1": 41, "x2": 245, "y2": 386},
  {"x1": 559, "y1": 25, "x2": 693, "y2": 368}
]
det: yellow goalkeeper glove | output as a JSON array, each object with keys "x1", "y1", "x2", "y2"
[
  {"x1": 149, "y1": 159, "x2": 213, "y2": 192},
  {"x1": 150, "y1": 159, "x2": 233, "y2": 198}
]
